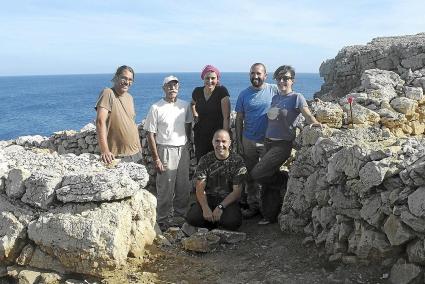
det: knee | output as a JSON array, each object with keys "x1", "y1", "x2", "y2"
[
  {"x1": 220, "y1": 216, "x2": 242, "y2": 231},
  {"x1": 186, "y1": 204, "x2": 204, "y2": 227}
]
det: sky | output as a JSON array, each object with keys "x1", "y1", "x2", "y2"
[{"x1": 1, "y1": 0, "x2": 425, "y2": 76}]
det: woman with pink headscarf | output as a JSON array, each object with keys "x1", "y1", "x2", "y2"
[{"x1": 191, "y1": 65, "x2": 231, "y2": 162}]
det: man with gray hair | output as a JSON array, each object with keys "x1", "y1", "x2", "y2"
[{"x1": 144, "y1": 75, "x2": 193, "y2": 231}]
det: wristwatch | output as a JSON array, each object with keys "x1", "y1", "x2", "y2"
[{"x1": 217, "y1": 204, "x2": 225, "y2": 210}]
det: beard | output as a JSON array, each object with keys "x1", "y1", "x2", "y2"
[{"x1": 250, "y1": 77, "x2": 264, "y2": 88}]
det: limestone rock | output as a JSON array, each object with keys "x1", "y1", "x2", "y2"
[
  {"x1": 400, "y1": 156, "x2": 425, "y2": 186},
  {"x1": 16, "y1": 244, "x2": 35, "y2": 266},
  {"x1": 407, "y1": 186, "x2": 425, "y2": 217},
  {"x1": 0, "y1": 211, "x2": 26, "y2": 263},
  {"x1": 181, "y1": 231, "x2": 220, "y2": 253},
  {"x1": 56, "y1": 171, "x2": 139, "y2": 203},
  {"x1": 390, "y1": 97, "x2": 418, "y2": 116},
  {"x1": 309, "y1": 100, "x2": 344, "y2": 128},
  {"x1": 360, "y1": 194, "x2": 384, "y2": 228},
  {"x1": 400, "y1": 207, "x2": 425, "y2": 234},
  {"x1": 21, "y1": 171, "x2": 62, "y2": 209},
  {"x1": 210, "y1": 229, "x2": 246, "y2": 244},
  {"x1": 341, "y1": 103, "x2": 380, "y2": 125},
  {"x1": 163, "y1": 227, "x2": 185, "y2": 244},
  {"x1": 407, "y1": 239, "x2": 425, "y2": 265},
  {"x1": 27, "y1": 202, "x2": 133, "y2": 276},
  {"x1": 383, "y1": 214, "x2": 415, "y2": 246},
  {"x1": 404, "y1": 86, "x2": 424, "y2": 101},
  {"x1": 37, "y1": 272, "x2": 63, "y2": 284},
  {"x1": 361, "y1": 69, "x2": 404, "y2": 90},
  {"x1": 390, "y1": 258, "x2": 423, "y2": 284},
  {"x1": 355, "y1": 228, "x2": 393, "y2": 261},
  {"x1": 17, "y1": 269, "x2": 42, "y2": 284},
  {"x1": 5, "y1": 168, "x2": 31, "y2": 199}
]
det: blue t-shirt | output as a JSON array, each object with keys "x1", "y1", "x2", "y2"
[
  {"x1": 235, "y1": 83, "x2": 278, "y2": 142},
  {"x1": 265, "y1": 92, "x2": 307, "y2": 141}
]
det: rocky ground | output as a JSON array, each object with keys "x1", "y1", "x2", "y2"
[{"x1": 101, "y1": 217, "x2": 389, "y2": 284}]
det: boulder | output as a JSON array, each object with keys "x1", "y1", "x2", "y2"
[
  {"x1": 390, "y1": 258, "x2": 423, "y2": 284},
  {"x1": 383, "y1": 214, "x2": 415, "y2": 246},
  {"x1": 0, "y1": 211, "x2": 27, "y2": 263},
  {"x1": 56, "y1": 171, "x2": 139, "y2": 203}
]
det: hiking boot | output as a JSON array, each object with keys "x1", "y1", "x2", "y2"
[{"x1": 241, "y1": 208, "x2": 260, "y2": 219}]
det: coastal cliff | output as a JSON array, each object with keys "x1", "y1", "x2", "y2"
[{"x1": 315, "y1": 32, "x2": 425, "y2": 100}]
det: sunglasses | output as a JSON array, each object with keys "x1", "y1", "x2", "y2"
[{"x1": 276, "y1": 76, "x2": 293, "y2": 82}]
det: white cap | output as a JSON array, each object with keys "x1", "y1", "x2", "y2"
[{"x1": 163, "y1": 75, "x2": 179, "y2": 86}]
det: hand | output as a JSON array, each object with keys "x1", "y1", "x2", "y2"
[
  {"x1": 101, "y1": 151, "x2": 115, "y2": 164},
  {"x1": 193, "y1": 115, "x2": 199, "y2": 124},
  {"x1": 202, "y1": 207, "x2": 214, "y2": 222},
  {"x1": 212, "y1": 206, "x2": 223, "y2": 222},
  {"x1": 154, "y1": 159, "x2": 167, "y2": 173}
]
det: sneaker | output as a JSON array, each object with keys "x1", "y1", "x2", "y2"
[
  {"x1": 241, "y1": 208, "x2": 260, "y2": 219},
  {"x1": 258, "y1": 218, "x2": 271, "y2": 225}
]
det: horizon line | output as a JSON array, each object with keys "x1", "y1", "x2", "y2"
[{"x1": 0, "y1": 71, "x2": 320, "y2": 77}]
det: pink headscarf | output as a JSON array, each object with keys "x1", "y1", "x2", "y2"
[{"x1": 201, "y1": 65, "x2": 221, "y2": 81}]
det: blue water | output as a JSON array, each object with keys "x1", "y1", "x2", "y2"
[{"x1": 0, "y1": 73, "x2": 323, "y2": 140}]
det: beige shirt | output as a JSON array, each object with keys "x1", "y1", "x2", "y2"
[{"x1": 95, "y1": 88, "x2": 141, "y2": 156}]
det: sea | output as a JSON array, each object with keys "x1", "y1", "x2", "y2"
[{"x1": 0, "y1": 73, "x2": 323, "y2": 140}]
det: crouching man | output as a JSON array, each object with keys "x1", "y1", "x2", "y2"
[{"x1": 186, "y1": 129, "x2": 247, "y2": 231}]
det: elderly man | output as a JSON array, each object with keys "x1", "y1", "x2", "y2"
[
  {"x1": 235, "y1": 63, "x2": 278, "y2": 218},
  {"x1": 144, "y1": 75, "x2": 193, "y2": 231},
  {"x1": 186, "y1": 129, "x2": 247, "y2": 231},
  {"x1": 95, "y1": 65, "x2": 142, "y2": 164}
]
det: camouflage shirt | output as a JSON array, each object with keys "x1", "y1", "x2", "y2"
[{"x1": 194, "y1": 151, "x2": 247, "y2": 198}]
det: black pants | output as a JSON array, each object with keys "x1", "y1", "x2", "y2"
[
  {"x1": 186, "y1": 195, "x2": 242, "y2": 231},
  {"x1": 260, "y1": 171, "x2": 288, "y2": 222}
]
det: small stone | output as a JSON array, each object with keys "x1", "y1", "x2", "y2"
[
  {"x1": 163, "y1": 227, "x2": 185, "y2": 244},
  {"x1": 18, "y1": 269, "x2": 41, "y2": 284},
  {"x1": 37, "y1": 272, "x2": 63, "y2": 284},
  {"x1": 342, "y1": 255, "x2": 358, "y2": 265},
  {"x1": 209, "y1": 229, "x2": 246, "y2": 244},
  {"x1": 181, "y1": 222, "x2": 197, "y2": 236},
  {"x1": 181, "y1": 232, "x2": 220, "y2": 253}
]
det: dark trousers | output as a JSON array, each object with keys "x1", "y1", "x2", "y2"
[
  {"x1": 251, "y1": 139, "x2": 291, "y2": 222},
  {"x1": 186, "y1": 195, "x2": 242, "y2": 231}
]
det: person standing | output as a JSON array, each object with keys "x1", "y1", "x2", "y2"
[
  {"x1": 95, "y1": 65, "x2": 142, "y2": 164},
  {"x1": 191, "y1": 65, "x2": 231, "y2": 162},
  {"x1": 186, "y1": 129, "x2": 247, "y2": 231},
  {"x1": 251, "y1": 65, "x2": 321, "y2": 225},
  {"x1": 235, "y1": 63, "x2": 278, "y2": 218},
  {"x1": 144, "y1": 76, "x2": 193, "y2": 231}
]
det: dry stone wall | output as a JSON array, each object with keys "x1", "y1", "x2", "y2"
[{"x1": 286, "y1": 34, "x2": 425, "y2": 283}]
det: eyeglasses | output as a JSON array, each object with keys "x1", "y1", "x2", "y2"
[
  {"x1": 276, "y1": 76, "x2": 293, "y2": 82},
  {"x1": 119, "y1": 76, "x2": 133, "y2": 85}
]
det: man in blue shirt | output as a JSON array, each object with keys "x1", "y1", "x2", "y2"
[{"x1": 235, "y1": 63, "x2": 278, "y2": 218}]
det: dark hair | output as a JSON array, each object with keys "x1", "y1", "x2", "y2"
[
  {"x1": 273, "y1": 65, "x2": 295, "y2": 79},
  {"x1": 112, "y1": 65, "x2": 135, "y2": 82},
  {"x1": 250, "y1": 63, "x2": 267, "y2": 74}
]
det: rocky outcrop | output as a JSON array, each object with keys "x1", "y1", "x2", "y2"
[
  {"x1": 0, "y1": 143, "x2": 156, "y2": 278},
  {"x1": 282, "y1": 33, "x2": 425, "y2": 282},
  {"x1": 315, "y1": 33, "x2": 425, "y2": 99}
]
